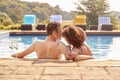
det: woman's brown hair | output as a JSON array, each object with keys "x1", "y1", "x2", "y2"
[
  {"x1": 46, "y1": 22, "x2": 61, "y2": 35},
  {"x1": 62, "y1": 26, "x2": 87, "y2": 48}
]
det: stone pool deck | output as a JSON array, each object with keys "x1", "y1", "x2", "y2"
[{"x1": 0, "y1": 58, "x2": 120, "y2": 80}]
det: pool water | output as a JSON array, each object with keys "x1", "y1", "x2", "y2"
[
  {"x1": 0, "y1": 35, "x2": 120, "y2": 60},
  {"x1": 87, "y1": 36, "x2": 120, "y2": 60}
]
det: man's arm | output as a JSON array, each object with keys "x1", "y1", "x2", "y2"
[{"x1": 11, "y1": 41, "x2": 37, "y2": 58}]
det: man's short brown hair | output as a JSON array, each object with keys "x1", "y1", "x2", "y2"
[
  {"x1": 46, "y1": 22, "x2": 61, "y2": 35},
  {"x1": 62, "y1": 26, "x2": 87, "y2": 48}
]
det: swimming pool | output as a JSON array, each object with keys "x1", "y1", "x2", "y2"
[{"x1": 0, "y1": 34, "x2": 120, "y2": 60}]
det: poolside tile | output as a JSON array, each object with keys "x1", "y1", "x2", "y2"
[
  {"x1": 0, "y1": 66, "x2": 17, "y2": 75},
  {"x1": 44, "y1": 67, "x2": 88, "y2": 75},
  {"x1": 78, "y1": 66, "x2": 111, "y2": 80},
  {"x1": 0, "y1": 59, "x2": 21, "y2": 67},
  {"x1": 41, "y1": 75, "x2": 81, "y2": 80},
  {"x1": 106, "y1": 67, "x2": 120, "y2": 80},
  {"x1": 82, "y1": 73, "x2": 112, "y2": 80},
  {"x1": 77, "y1": 60, "x2": 120, "y2": 66},
  {"x1": 12, "y1": 66, "x2": 44, "y2": 75},
  {"x1": 33, "y1": 60, "x2": 77, "y2": 67},
  {"x1": 0, "y1": 75, "x2": 40, "y2": 80},
  {"x1": 16, "y1": 61, "x2": 34, "y2": 67}
]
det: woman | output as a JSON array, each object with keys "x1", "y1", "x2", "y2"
[{"x1": 62, "y1": 26, "x2": 94, "y2": 61}]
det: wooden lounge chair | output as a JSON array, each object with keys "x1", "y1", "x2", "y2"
[
  {"x1": 75, "y1": 24, "x2": 86, "y2": 31},
  {"x1": 21, "y1": 24, "x2": 32, "y2": 30},
  {"x1": 21, "y1": 15, "x2": 36, "y2": 30},
  {"x1": 101, "y1": 24, "x2": 113, "y2": 31},
  {"x1": 50, "y1": 15, "x2": 62, "y2": 24},
  {"x1": 74, "y1": 15, "x2": 87, "y2": 31},
  {"x1": 89, "y1": 25, "x2": 98, "y2": 30},
  {"x1": 36, "y1": 24, "x2": 46, "y2": 30},
  {"x1": 98, "y1": 16, "x2": 113, "y2": 31}
]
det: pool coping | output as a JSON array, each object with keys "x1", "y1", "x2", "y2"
[
  {"x1": 0, "y1": 30, "x2": 120, "y2": 35},
  {"x1": 8, "y1": 30, "x2": 120, "y2": 36}
]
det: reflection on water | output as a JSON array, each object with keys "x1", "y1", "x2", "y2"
[
  {"x1": 87, "y1": 36, "x2": 120, "y2": 60},
  {"x1": 0, "y1": 35, "x2": 120, "y2": 60},
  {"x1": 107, "y1": 37, "x2": 120, "y2": 60}
]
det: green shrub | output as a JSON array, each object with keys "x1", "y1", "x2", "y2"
[
  {"x1": 0, "y1": 24, "x2": 21, "y2": 30},
  {"x1": 0, "y1": 25, "x2": 4, "y2": 30},
  {"x1": 2, "y1": 19, "x2": 14, "y2": 26},
  {"x1": 8, "y1": 24, "x2": 21, "y2": 30},
  {"x1": 3, "y1": 26, "x2": 11, "y2": 30}
]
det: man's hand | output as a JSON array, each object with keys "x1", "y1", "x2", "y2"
[{"x1": 11, "y1": 53, "x2": 23, "y2": 58}]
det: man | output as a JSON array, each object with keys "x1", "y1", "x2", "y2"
[{"x1": 11, "y1": 22, "x2": 72, "y2": 59}]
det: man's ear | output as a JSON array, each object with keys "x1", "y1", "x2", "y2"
[{"x1": 52, "y1": 31, "x2": 57, "y2": 35}]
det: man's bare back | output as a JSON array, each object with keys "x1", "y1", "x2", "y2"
[
  {"x1": 34, "y1": 40, "x2": 65, "y2": 59},
  {"x1": 11, "y1": 39, "x2": 69, "y2": 59}
]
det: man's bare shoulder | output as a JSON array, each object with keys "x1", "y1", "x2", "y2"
[{"x1": 33, "y1": 39, "x2": 45, "y2": 45}]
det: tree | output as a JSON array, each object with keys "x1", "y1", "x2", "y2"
[
  {"x1": 0, "y1": 0, "x2": 73, "y2": 24},
  {"x1": 0, "y1": 2, "x2": 7, "y2": 12},
  {"x1": 54, "y1": 5, "x2": 63, "y2": 15},
  {"x1": 0, "y1": 12, "x2": 13, "y2": 24},
  {"x1": 75, "y1": 0, "x2": 109, "y2": 25},
  {"x1": 109, "y1": 11, "x2": 120, "y2": 30}
]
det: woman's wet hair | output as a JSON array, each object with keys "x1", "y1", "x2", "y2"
[
  {"x1": 62, "y1": 26, "x2": 87, "y2": 48},
  {"x1": 46, "y1": 22, "x2": 61, "y2": 35}
]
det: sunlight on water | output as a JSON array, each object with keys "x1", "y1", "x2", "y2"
[
  {"x1": 87, "y1": 36, "x2": 120, "y2": 60},
  {"x1": 107, "y1": 37, "x2": 120, "y2": 60}
]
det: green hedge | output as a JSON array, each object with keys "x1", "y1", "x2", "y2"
[{"x1": 0, "y1": 24, "x2": 21, "y2": 30}]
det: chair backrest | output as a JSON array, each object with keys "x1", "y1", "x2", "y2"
[
  {"x1": 74, "y1": 15, "x2": 86, "y2": 25},
  {"x1": 23, "y1": 15, "x2": 36, "y2": 25},
  {"x1": 50, "y1": 15, "x2": 62, "y2": 24},
  {"x1": 98, "y1": 16, "x2": 111, "y2": 25}
]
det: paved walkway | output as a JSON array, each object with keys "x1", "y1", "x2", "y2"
[{"x1": 0, "y1": 58, "x2": 120, "y2": 80}]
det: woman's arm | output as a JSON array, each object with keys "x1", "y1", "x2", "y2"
[
  {"x1": 73, "y1": 55, "x2": 94, "y2": 61},
  {"x1": 78, "y1": 44, "x2": 93, "y2": 56},
  {"x1": 71, "y1": 46, "x2": 94, "y2": 61},
  {"x1": 83, "y1": 44, "x2": 93, "y2": 56}
]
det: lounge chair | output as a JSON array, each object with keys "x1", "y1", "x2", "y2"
[
  {"x1": 50, "y1": 15, "x2": 62, "y2": 24},
  {"x1": 74, "y1": 15, "x2": 87, "y2": 31},
  {"x1": 75, "y1": 24, "x2": 87, "y2": 31},
  {"x1": 89, "y1": 25, "x2": 98, "y2": 30},
  {"x1": 98, "y1": 16, "x2": 113, "y2": 31},
  {"x1": 21, "y1": 15, "x2": 36, "y2": 30},
  {"x1": 36, "y1": 23, "x2": 46, "y2": 30}
]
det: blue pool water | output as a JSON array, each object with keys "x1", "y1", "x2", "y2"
[
  {"x1": 87, "y1": 36, "x2": 120, "y2": 60},
  {"x1": 0, "y1": 35, "x2": 120, "y2": 60}
]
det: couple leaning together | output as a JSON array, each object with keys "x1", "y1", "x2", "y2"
[{"x1": 11, "y1": 22, "x2": 93, "y2": 61}]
